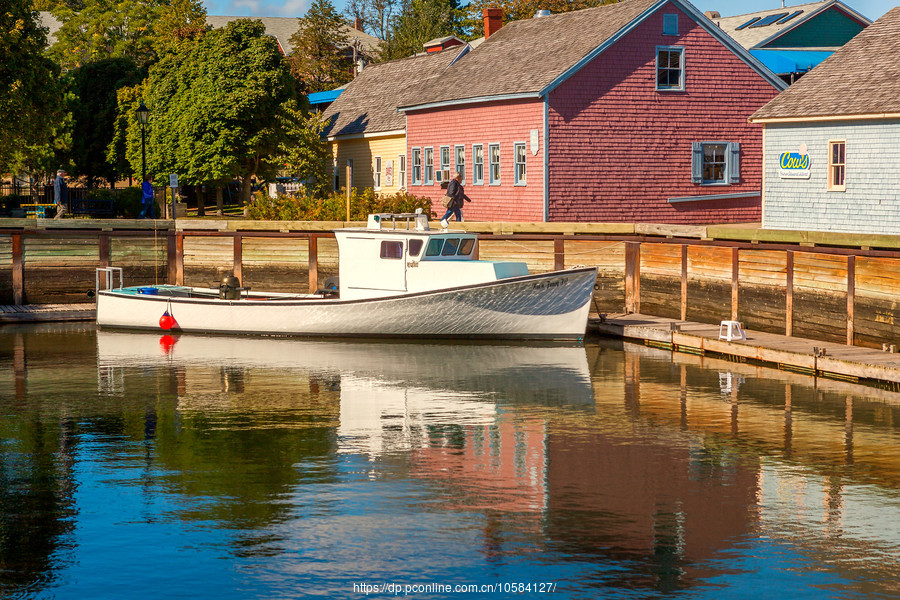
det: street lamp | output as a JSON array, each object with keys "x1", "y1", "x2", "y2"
[{"x1": 137, "y1": 101, "x2": 149, "y2": 182}]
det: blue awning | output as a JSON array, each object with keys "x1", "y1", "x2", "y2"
[
  {"x1": 307, "y1": 88, "x2": 344, "y2": 105},
  {"x1": 750, "y1": 49, "x2": 833, "y2": 75}
]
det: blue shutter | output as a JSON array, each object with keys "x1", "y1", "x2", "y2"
[
  {"x1": 691, "y1": 142, "x2": 702, "y2": 184},
  {"x1": 728, "y1": 142, "x2": 740, "y2": 184}
]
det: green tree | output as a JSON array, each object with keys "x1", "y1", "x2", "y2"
[
  {"x1": 49, "y1": 0, "x2": 162, "y2": 70},
  {"x1": 123, "y1": 19, "x2": 302, "y2": 206},
  {"x1": 381, "y1": 0, "x2": 462, "y2": 61},
  {"x1": 67, "y1": 57, "x2": 142, "y2": 187},
  {"x1": 0, "y1": 0, "x2": 70, "y2": 177},
  {"x1": 276, "y1": 105, "x2": 331, "y2": 196},
  {"x1": 153, "y1": 0, "x2": 207, "y2": 54},
  {"x1": 288, "y1": 0, "x2": 354, "y2": 94}
]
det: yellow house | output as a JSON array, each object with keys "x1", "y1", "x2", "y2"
[{"x1": 322, "y1": 43, "x2": 468, "y2": 195}]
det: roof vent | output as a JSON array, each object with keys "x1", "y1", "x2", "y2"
[{"x1": 534, "y1": 9, "x2": 551, "y2": 18}]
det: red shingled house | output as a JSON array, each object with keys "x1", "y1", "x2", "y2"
[{"x1": 399, "y1": 0, "x2": 787, "y2": 223}]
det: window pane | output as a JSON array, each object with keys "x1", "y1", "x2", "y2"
[
  {"x1": 442, "y1": 238, "x2": 460, "y2": 256},
  {"x1": 458, "y1": 238, "x2": 475, "y2": 255},
  {"x1": 408, "y1": 239, "x2": 423, "y2": 256},
  {"x1": 380, "y1": 241, "x2": 403, "y2": 259},
  {"x1": 702, "y1": 143, "x2": 726, "y2": 183},
  {"x1": 425, "y1": 239, "x2": 443, "y2": 256}
]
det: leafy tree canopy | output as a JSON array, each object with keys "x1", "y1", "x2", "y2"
[
  {"x1": 67, "y1": 57, "x2": 142, "y2": 187},
  {"x1": 288, "y1": 0, "x2": 354, "y2": 94},
  {"x1": 0, "y1": 0, "x2": 70, "y2": 177},
  {"x1": 381, "y1": 0, "x2": 462, "y2": 61},
  {"x1": 49, "y1": 0, "x2": 163, "y2": 70},
  {"x1": 124, "y1": 19, "x2": 303, "y2": 204}
]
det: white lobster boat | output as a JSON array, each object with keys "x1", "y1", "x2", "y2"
[{"x1": 95, "y1": 212, "x2": 598, "y2": 340}]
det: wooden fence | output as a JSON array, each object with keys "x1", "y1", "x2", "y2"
[{"x1": 3, "y1": 223, "x2": 900, "y2": 348}]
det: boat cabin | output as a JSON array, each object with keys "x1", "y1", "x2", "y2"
[{"x1": 334, "y1": 213, "x2": 529, "y2": 300}]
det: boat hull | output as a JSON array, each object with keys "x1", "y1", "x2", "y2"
[{"x1": 96, "y1": 267, "x2": 598, "y2": 340}]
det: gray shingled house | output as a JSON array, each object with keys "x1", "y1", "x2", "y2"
[{"x1": 750, "y1": 7, "x2": 900, "y2": 235}]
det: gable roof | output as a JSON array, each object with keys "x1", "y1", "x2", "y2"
[
  {"x1": 322, "y1": 46, "x2": 467, "y2": 138},
  {"x1": 750, "y1": 6, "x2": 900, "y2": 122},
  {"x1": 715, "y1": 1, "x2": 869, "y2": 50},
  {"x1": 37, "y1": 12, "x2": 381, "y2": 56},
  {"x1": 398, "y1": 0, "x2": 784, "y2": 111},
  {"x1": 204, "y1": 16, "x2": 380, "y2": 56}
]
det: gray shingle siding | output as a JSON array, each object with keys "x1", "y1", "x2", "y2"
[{"x1": 763, "y1": 120, "x2": 900, "y2": 234}]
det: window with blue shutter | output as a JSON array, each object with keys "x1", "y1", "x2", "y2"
[{"x1": 692, "y1": 141, "x2": 740, "y2": 185}]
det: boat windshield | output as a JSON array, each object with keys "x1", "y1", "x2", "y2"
[
  {"x1": 441, "y1": 238, "x2": 460, "y2": 256},
  {"x1": 424, "y1": 236, "x2": 475, "y2": 258}
]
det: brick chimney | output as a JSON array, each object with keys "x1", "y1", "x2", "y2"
[{"x1": 484, "y1": 7, "x2": 503, "y2": 39}]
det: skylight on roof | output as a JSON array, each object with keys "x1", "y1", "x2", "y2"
[
  {"x1": 735, "y1": 17, "x2": 761, "y2": 30},
  {"x1": 776, "y1": 10, "x2": 803, "y2": 24},
  {"x1": 751, "y1": 12, "x2": 788, "y2": 27}
]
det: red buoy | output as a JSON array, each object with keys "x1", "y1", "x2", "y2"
[{"x1": 159, "y1": 310, "x2": 176, "y2": 331}]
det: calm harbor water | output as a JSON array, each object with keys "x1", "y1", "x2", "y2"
[{"x1": 2, "y1": 324, "x2": 900, "y2": 599}]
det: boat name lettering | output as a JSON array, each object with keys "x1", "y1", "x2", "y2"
[{"x1": 532, "y1": 278, "x2": 568, "y2": 291}]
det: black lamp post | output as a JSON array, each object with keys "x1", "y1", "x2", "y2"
[{"x1": 137, "y1": 101, "x2": 149, "y2": 181}]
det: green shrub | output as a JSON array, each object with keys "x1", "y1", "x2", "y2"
[
  {"x1": 247, "y1": 188, "x2": 434, "y2": 221},
  {"x1": 87, "y1": 187, "x2": 142, "y2": 218}
]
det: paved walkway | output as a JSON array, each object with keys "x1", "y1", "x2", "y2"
[{"x1": 596, "y1": 313, "x2": 900, "y2": 388}]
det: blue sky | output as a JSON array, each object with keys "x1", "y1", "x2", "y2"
[{"x1": 200, "y1": 0, "x2": 893, "y2": 21}]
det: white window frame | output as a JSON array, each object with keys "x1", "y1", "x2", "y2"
[
  {"x1": 472, "y1": 144, "x2": 484, "y2": 185},
  {"x1": 488, "y1": 143, "x2": 501, "y2": 185},
  {"x1": 828, "y1": 140, "x2": 846, "y2": 192},
  {"x1": 424, "y1": 147, "x2": 434, "y2": 185},
  {"x1": 513, "y1": 142, "x2": 526, "y2": 186},
  {"x1": 399, "y1": 154, "x2": 406, "y2": 190},
  {"x1": 454, "y1": 145, "x2": 465, "y2": 184},
  {"x1": 373, "y1": 156, "x2": 382, "y2": 190},
  {"x1": 656, "y1": 46, "x2": 684, "y2": 92},
  {"x1": 333, "y1": 158, "x2": 339, "y2": 191},
  {"x1": 411, "y1": 148, "x2": 421, "y2": 185},
  {"x1": 440, "y1": 146, "x2": 450, "y2": 175}
]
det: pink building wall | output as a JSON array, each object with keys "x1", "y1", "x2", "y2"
[
  {"x1": 547, "y1": 5, "x2": 780, "y2": 223},
  {"x1": 405, "y1": 98, "x2": 545, "y2": 222}
]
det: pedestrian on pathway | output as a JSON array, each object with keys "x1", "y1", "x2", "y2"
[
  {"x1": 140, "y1": 176, "x2": 155, "y2": 218},
  {"x1": 440, "y1": 172, "x2": 470, "y2": 229},
  {"x1": 53, "y1": 169, "x2": 68, "y2": 219}
]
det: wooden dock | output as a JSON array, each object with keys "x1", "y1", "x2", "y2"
[
  {"x1": 0, "y1": 303, "x2": 95, "y2": 323},
  {"x1": 595, "y1": 313, "x2": 900, "y2": 389}
]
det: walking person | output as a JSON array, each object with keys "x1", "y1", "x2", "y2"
[
  {"x1": 439, "y1": 172, "x2": 470, "y2": 229},
  {"x1": 53, "y1": 169, "x2": 68, "y2": 219},
  {"x1": 140, "y1": 175, "x2": 155, "y2": 218}
]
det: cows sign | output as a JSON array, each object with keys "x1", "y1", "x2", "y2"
[{"x1": 778, "y1": 145, "x2": 811, "y2": 179}]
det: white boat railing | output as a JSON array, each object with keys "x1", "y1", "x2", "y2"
[
  {"x1": 367, "y1": 210, "x2": 429, "y2": 231},
  {"x1": 96, "y1": 267, "x2": 123, "y2": 292}
]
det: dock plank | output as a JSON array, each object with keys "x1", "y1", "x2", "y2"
[
  {"x1": 0, "y1": 303, "x2": 95, "y2": 323},
  {"x1": 596, "y1": 312, "x2": 900, "y2": 390}
]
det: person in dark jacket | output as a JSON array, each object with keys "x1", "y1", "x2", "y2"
[
  {"x1": 53, "y1": 169, "x2": 68, "y2": 219},
  {"x1": 140, "y1": 176, "x2": 155, "y2": 218},
  {"x1": 440, "y1": 172, "x2": 470, "y2": 229}
]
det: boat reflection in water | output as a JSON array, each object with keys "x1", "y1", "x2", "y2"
[{"x1": 4, "y1": 325, "x2": 900, "y2": 598}]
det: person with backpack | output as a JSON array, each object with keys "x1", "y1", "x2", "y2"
[{"x1": 439, "y1": 172, "x2": 470, "y2": 229}]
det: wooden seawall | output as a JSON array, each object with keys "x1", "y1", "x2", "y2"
[{"x1": 3, "y1": 218, "x2": 900, "y2": 349}]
